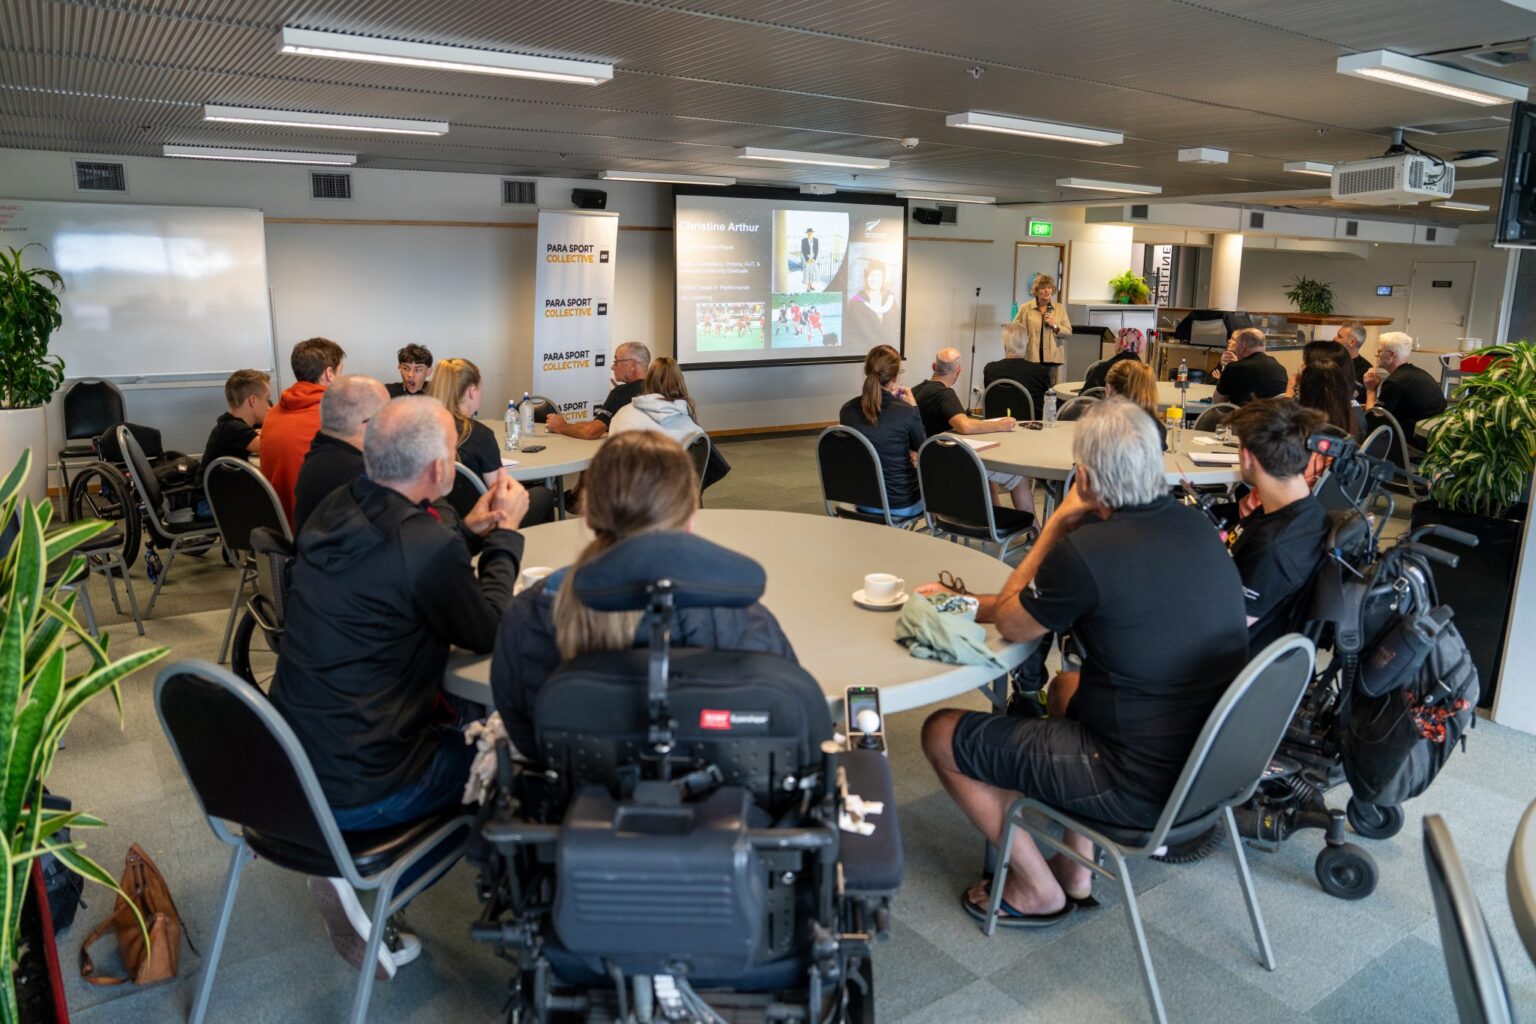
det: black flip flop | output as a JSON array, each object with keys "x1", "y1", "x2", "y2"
[
  {"x1": 959, "y1": 888, "x2": 1075, "y2": 928},
  {"x1": 976, "y1": 876, "x2": 1100, "y2": 911}
]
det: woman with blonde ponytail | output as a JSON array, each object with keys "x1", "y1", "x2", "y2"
[
  {"x1": 490, "y1": 431, "x2": 795, "y2": 755},
  {"x1": 837, "y1": 344, "x2": 925, "y2": 517}
]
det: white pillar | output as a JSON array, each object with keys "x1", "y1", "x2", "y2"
[
  {"x1": 1209, "y1": 232, "x2": 1243, "y2": 309},
  {"x1": 1493, "y1": 472, "x2": 1536, "y2": 735}
]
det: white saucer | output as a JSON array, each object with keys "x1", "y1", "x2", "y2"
[{"x1": 853, "y1": 589, "x2": 910, "y2": 611}]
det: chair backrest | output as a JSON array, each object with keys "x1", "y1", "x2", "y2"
[
  {"x1": 248, "y1": 526, "x2": 295, "y2": 634},
  {"x1": 684, "y1": 431, "x2": 711, "y2": 486},
  {"x1": 1424, "y1": 815, "x2": 1516, "y2": 1024},
  {"x1": 983, "y1": 379, "x2": 1034, "y2": 421},
  {"x1": 116, "y1": 425, "x2": 169, "y2": 537},
  {"x1": 1150, "y1": 635, "x2": 1316, "y2": 846},
  {"x1": 62, "y1": 379, "x2": 126, "y2": 441},
  {"x1": 1364, "y1": 406, "x2": 1413, "y2": 472},
  {"x1": 447, "y1": 462, "x2": 488, "y2": 518},
  {"x1": 1077, "y1": 386, "x2": 1107, "y2": 400},
  {"x1": 1056, "y1": 395, "x2": 1099, "y2": 422},
  {"x1": 916, "y1": 436, "x2": 997, "y2": 537},
  {"x1": 154, "y1": 660, "x2": 356, "y2": 881},
  {"x1": 205, "y1": 456, "x2": 291, "y2": 554},
  {"x1": 816, "y1": 426, "x2": 895, "y2": 523},
  {"x1": 1193, "y1": 403, "x2": 1237, "y2": 432},
  {"x1": 99, "y1": 421, "x2": 167, "y2": 464},
  {"x1": 522, "y1": 393, "x2": 556, "y2": 423}
]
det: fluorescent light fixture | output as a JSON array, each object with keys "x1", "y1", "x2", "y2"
[
  {"x1": 278, "y1": 27, "x2": 612, "y2": 84},
  {"x1": 162, "y1": 144, "x2": 356, "y2": 165},
  {"x1": 599, "y1": 169, "x2": 734, "y2": 185},
  {"x1": 1432, "y1": 200, "x2": 1490, "y2": 211},
  {"x1": 1178, "y1": 147, "x2": 1229, "y2": 165},
  {"x1": 735, "y1": 146, "x2": 888, "y2": 169},
  {"x1": 895, "y1": 191, "x2": 996, "y2": 204},
  {"x1": 1055, "y1": 177, "x2": 1162, "y2": 195},
  {"x1": 1336, "y1": 50, "x2": 1527, "y2": 107},
  {"x1": 945, "y1": 111, "x2": 1122, "y2": 146},
  {"x1": 1283, "y1": 160, "x2": 1334, "y2": 177},
  {"x1": 202, "y1": 103, "x2": 448, "y2": 136}
]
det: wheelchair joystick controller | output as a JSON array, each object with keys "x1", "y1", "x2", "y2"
[{"x1": 855, "y1": 710, "x2": 882, "y2": 748}]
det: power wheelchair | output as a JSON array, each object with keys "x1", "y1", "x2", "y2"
[{"x1": 470, "y1": 532, "x2": 904, "y2": 1023}]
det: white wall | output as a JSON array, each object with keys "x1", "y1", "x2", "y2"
[{"x1": 0, "y1": 146, "x2": 1132, "y2": 447}]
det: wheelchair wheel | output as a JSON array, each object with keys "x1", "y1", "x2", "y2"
[
  {"x1": 1346, "y1": 798, "x2": 1404, "y2": 840},
  {"x1": 66, "y1": 461, "x2": 141, "y2": 567},
  {"x1": 1315, "y1": 842, "x2": 1377, "y2": 900},
  {"x1": 229, "y1": 609, "x2": 280, "y2": 689}
]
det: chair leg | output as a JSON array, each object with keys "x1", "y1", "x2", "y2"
[
  {"x1": 74, "y1": 582, "x2": 99, "y2": 638},
  {"x1": 983, "y1": 806, "x2": 1022, "y2": 937},
  {"x1": 190, "y1": 841, "x2": 254, "y2": 1024},
  {"x1": 146, "y1": 540, "x2": 180, "y2": 615},
  {"x1": 1224, "y1": 805, "x2": 1276, "y2": 971},
  {"x1": 118, "y1": 559, "x2": 145, "y2": 636},
  {"x1": 1108, "y1": 848, "x2": 1167, "y2": 1024},
  {"x1": 218, "y1": 564, "x2": 252, "y2": 664},
  {"x1": 100, "y1": 558, "x2": 124, "y2": 614},
  {"x1": 347, "y1": 877, "x2": 395, "y2": 1024}
]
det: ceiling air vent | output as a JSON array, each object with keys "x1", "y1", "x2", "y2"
[
  {"x1": 75, "y1": 161, "x2": 126, "y2": 192},
  {"x1": 1248, "y1": 211, "x2": 1266, "y2": 229},
  {"x1": 1129, "y1": 204, "x2": 1149, "y2": 220},
  {"x1": 1344, "y1": 220, "x2": 1360, "y2": 237},
  {"x1": 1426, "y1": 227, "x2": 1438, "y2": 242},
  {"x1": 938, "y1": 204, "x2": 958, "y2": 224},
  {"x1": 502, "y1": 179, "x2": 536, "y2": 205},
  {"x1": 311, "y1": 172, "x2": 352, "y2": 200}
]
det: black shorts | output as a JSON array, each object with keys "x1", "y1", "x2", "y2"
[{"x1": 950, "y1": 712, "x2": 1165, "y2": 829}]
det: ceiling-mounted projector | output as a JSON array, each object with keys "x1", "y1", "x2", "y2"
[{"x1": 1330, "y1": 129, "x2": 1457, "y2": 205}]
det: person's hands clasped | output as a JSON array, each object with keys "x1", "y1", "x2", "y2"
[{"x1": 464, "y1": 475, "x2": 530, "y2": 535}]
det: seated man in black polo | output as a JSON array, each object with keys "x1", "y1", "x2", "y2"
[
  {"x1": 912, "y1": 347, "x2": 1033, "y2": 514},
  {"x1": 1224, "y1": 399, "x2": 1331, "y2": 649},
  {"x1": 292, "y1": 375, "x2": 389, "y2": 532},
  {"x1": 1365, "y1": 332, "x2": 1447, "y2": 450},
  {"x1": 544, "y1": 339, "x2": 650, "y2": 440},
  {"x1": 270, "y1": 397, "x2": 529, "y2": 979},
  {"x1": 921, "y1": 398, "x2": 1249, "y2": 924},
  {"x1": 201, "y1": 368, "x2": 271, "y2": 473},
  {"x1": 1214, "y1": 327, "x2": 1288, "y2": 406}
]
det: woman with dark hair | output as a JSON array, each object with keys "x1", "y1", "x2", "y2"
[
  {"x1": 837, "y1": 344, "x2": 925, "y2": 516},
  {"x1": 1295, "y1": 341, "x2": 1364, "y2": 438},
  {"x1": 843, "y1": 259, "x2": 901, "y2": 350}
]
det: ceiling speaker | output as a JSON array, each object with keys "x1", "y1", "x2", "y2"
[{"x1": 571, "y1": 188, "x2": 608, "y2": 210}]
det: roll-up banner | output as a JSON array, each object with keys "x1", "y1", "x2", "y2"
[{"x1": 531, "y1": 209, "x2": 620, "y2": 421}]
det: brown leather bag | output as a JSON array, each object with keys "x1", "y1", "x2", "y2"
[{"x1": 79, "y1": 843, "x2": 194, "y2": 986}]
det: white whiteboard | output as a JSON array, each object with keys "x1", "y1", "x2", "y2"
[{"x1": 0, "y1": 199, "x2": 273, "y2": 379}]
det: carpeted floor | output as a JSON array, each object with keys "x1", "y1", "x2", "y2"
[{"x1": 42, "y1": 433, "x2": 1536, "y2": 1023}]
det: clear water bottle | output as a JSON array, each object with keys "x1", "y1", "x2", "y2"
[
  {"x1": 1177, "y1": 357, "x2": 1189, "y2": 386},
  {"x1": 504, "y1": 400, "x2": 520, "y2": 451},
  {"x1": 1043, "y1": 388, "x2": 1057, "y2": 427},
  {"x1": 519, "y1": 391, "x2": 534, "y2": 438}
]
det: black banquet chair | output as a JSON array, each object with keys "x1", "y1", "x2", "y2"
[
  {"x1": 1192, "y1": 403, "x2": 1238, "y2": 433},
  {"x1": 982, "y1": 379, "x2": 1035, "y2": 422},
  {"x1": 916, "y1": 436, "x2": 1033, "y2": 559},
  {"x1": 1055, "y1": 396, "x2": 1099, "y2": 422},
  {"x1": 57, "y1": 379, "x2": 126, "y2": 492},
  {"x1": 1424, "y1": 814, "x2": 1516, "y2": 1024},
  {"x1": 204, "y1": 457, "x2": 292, "y2": 664},
  {"x1": 155, "y1": 661, "x2": 474, "y2": 1024},
  {"x1": 815, "y1": 425, "x2": 923, "y2": 529},
  {"x1": 1364, "y1": 406, "x2": 1430, "y2": 502},
  {"x1": 446, "y1": 461, "x2": 488, "y2": 519},
  {"x1": 116, "y1": 425, "x2": 220, "y2": 614},
  {"x1": 683, "y1": 431, "x2": 712, "y2": 504}
]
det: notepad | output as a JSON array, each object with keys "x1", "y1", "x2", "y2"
[
  {"x1": 501, "y1": 458, "x2": 520, "y2": 467},
  {"x1": 1188, "y1": 451, "x2": 1239, "y2": 465},
  {"x1": 957, "y1": 437, "x2": 1000, "y2": 452}
]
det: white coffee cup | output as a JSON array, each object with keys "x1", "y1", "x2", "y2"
[
  {"x1": 864, "y1": 572, "x2": 905, "y2": 603},
  {"x1": 518, "y1": 565, "x2": 554, "y2": 592}
]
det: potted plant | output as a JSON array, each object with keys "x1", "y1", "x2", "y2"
[
  {"x1": 1413, "y1": 341, "x2": 1535, "y2": 708},
  {"x1": 0, "y1": 245, "x2": 66, "y2": 506},
  {"x1": 1283, "y1": 275, "x2": 1335, "y2": 316},
  {"x1": 2, "y1": 449, "x2": 169, "y2": 1023},
  {"x1": 1108, "y1": 269, "x2": 1150, "y2": 304}
]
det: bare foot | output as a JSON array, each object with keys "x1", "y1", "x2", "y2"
[
  {"x1": 966, "y1": 876, "x2": 1067, "y2": 916},
  {"x1": 1047, "y1": 854, "x2": 1093, "y2": 900}
]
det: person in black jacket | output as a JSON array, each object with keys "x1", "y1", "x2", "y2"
[
  {"x1": 836, "y1": 344, "x2": 925, "y2": 516},
  {"x1": 292, "y1": 375, "x2": 389, "y2": 533},
  {"x1": 270, "y1": 396, "x2": 529, "y2": 978},
  {"x1": 492, "y1": 431, "x2": 795, "y2": 756},
  {"x1": 983, "y1": 323, "x2": 1053, "y2": 422}
]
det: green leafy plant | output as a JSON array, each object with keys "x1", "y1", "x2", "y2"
[
  {"x1": 0, "y1": 245, "x2": 66, "y2": 411},
  {"x1": 2, "y1": 449, "x2": 168, "y2": 1023},
  {"x1": 1108, "y1": 269, "x2": 1150, "y2": 304},
  {"x1": 1283, "y1": 275, "x2": 1335, "y2": 316},
  {"x1": 1419, "y1": 341, "x2": 1536, "y2": 519}
]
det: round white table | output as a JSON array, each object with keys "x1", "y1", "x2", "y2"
[
  {"x1": 971, "y1": 421, "x2": 1242, "y2": 486},
  {"x1": 443, "y1": 509, "x2": 1033, "y2": 717},
  {"x1": 1056, "y1": 380, "x2": 1217, "y2": 410},
  {"x1": 477, "y1": 417, "x2": 602, "y2": 482},
  {"x1": 1508, "y1": 799, "x2": 1536, "y2": 965}
]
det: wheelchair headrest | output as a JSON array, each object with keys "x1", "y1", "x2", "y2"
[{"x1": 572, "y1": 531, "x2": 766, "y2": 612}]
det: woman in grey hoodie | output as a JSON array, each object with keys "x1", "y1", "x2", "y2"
[{"x1": 608, "y1": 356, "x2": 704, "y2": 444}]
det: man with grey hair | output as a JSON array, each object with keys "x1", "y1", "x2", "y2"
[
  {"x1": 1333, "y1": 321, "x2": 1371, "y2": 400},
  {"x1": 546, "y1": 339, "x2": 652, "y2": 440},
  {"x1": 984, "y1": 323, "x2": 1054, "y2": 422},
  {"x1": 920, "y1": 398, "x2": 1248, "y2": 925},
  {"x1": 912, "y1": 346, "x2": 1033, "y2": 514},
  {"x1": 292, "y1": 374, "x2": 389, "y2": 531},
  {"x1": 1365, "y1": 331, "x2": 1445, "y2": 447},
  {"x1": 1214, "y1": 327, "x2": 1288, "y2": 406},
  {"x1": 271, "y1": 396, "x2": 529, "y2": 978}
]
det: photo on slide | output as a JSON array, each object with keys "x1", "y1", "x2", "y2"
[
  {"x1": 773, "y1": 210, "x2": 848, "y2": 295},
  {"x1": 769, "y1": 292, "x2": 842, "y2": 349},
  {"x1": 694, "y1": 300, "x2": 766, "y2": 352},
  {"x1": 842, "y1": 242, "x2": 903, "y2": 352}
]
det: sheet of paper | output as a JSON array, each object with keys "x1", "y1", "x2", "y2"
[
  {"x1": 1188, "y1": 451, "x2": 1239, "y2": 465},
  {"x1": 501, "y1": 458, "x2": 520, "y2": 467}
]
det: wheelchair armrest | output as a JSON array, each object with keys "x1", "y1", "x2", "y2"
[{"x1": 836, "y1": 749, "x2": 903, "y2": 896}]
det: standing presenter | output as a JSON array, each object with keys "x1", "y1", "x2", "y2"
[
  {"x1": 800, "y1": 228, "x2": 819, "y2": 291},
  {"x1": 1012, "y1": 274, "x2": 1072, "y2": 368}
]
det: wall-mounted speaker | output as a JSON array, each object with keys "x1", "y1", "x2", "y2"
[
  {"x1": 571, "y1": 188, "x2": 608, "y2": 210},
  {"x1": 912, "y1": 207, "x2": 942, "y2": 225}
]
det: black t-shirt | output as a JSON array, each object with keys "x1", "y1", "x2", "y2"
[
  {"x1": 594, "y1": 379, "x2": 645, "y2": 425},
  {"x1": 837, "y1": 393, "x2": 926, "y2": 508},
  {"x1": 1227, "y1": 496, "x2": 1329, "y2": 650},
  {"x1": 1019, "y1": 497, "x2": 1250, "y2": 803},
  {"x1": 201, "y1": 412, "x2": 257, "y2": 478},
  {"x1": 457, "y1": 418, "x2": 502, "y2": 479},
  {"x1": 911, "y1": 379, "x2": 966, "y2": 438},
  {"x1": 1351, "y1": 354, "x2": 1372, "y2": 403},
  {"x1": 982, "y1": 358, "x2": 1052, "y2": 421},
  {"x1": 1217, "y1": 351, "x2": 1289, "y2": 405},
  {"x1": 1083, "y1": 350, "x2": 1141, "y2": 393},
  {"x1": 1377, "y1": 363, "x2": 1447, "y2": 446}
]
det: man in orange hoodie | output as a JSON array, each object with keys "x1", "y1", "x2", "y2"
[{"x1": 263, "y1": 337, "x2": 346, "y2": 524}]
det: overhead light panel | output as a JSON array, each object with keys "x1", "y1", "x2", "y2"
[
  {"x1": 1283, "y1": 160, "x2": 1335, "y2": 177},
  {"x1": 1432, "y1": 200, "x2": 1490, "y2": 211},
  {"x1": 1055, "y1": 177, "x2": 1162, "y2": 195},
  {"x1": 599, "y1": 169, "x2": 734, "y2": 185},
  {"x1": 278, "y1": 27, "x2": 613, "y2": 84},
  {"x1": 896, "y1": 191, "x2": 996, "y2": 204},
  {"x1": 945, "y1": 111, "x2": 1122, "y2": 147},
  {"x1": 1451, "y1": 150, "x2": 1498, "y2": 168},
  {"x1": 1336, "y1": 50, "x2": 1528, "y2": 107},
  {"x1": 1178, "y1": 147, "x2": 1229, "y2": 165},
  {"x1": 735, "y1": 147, "x2": 889, "y2": 170},
  {"x1": 162, "y1": 144, "x2": 356, "y2": 165},
  {"x1": 202, "y1": 104, "x2": 448, "y2": 136}
]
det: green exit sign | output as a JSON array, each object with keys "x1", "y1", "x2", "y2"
[{"x1": 1028, "y1": 220, "x2": 1053, "y2": 237}]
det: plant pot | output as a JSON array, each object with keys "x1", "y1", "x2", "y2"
[
  {"x1": 9, "y1": 860, "x2": 71, "y2": 1023},
  {"x1": 0, "y1": 406, "x2": 48, "y2": 506},
  {"x1": 1410, "y1": 500, "x2": 1526, "y2": 709}
]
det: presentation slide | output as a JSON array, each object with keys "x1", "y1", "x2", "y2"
[{"x1": 674, "y1": 190, "x2": 906, "y2": 368}]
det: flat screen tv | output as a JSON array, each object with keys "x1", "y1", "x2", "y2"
[{"x1": 1496, "y1": 101, "x2": 1536, "y2": 247}]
